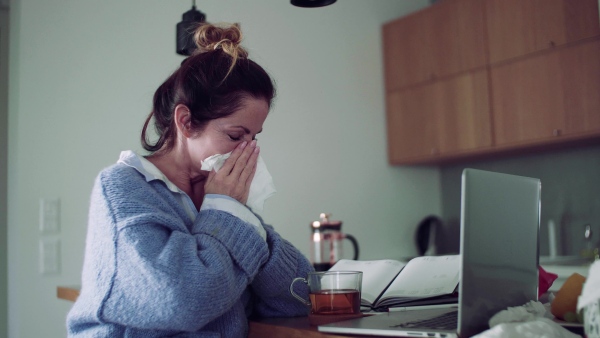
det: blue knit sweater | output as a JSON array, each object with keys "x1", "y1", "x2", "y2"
[{"x1": 67, "y1": 156, "x2": 313, "y2": 337}]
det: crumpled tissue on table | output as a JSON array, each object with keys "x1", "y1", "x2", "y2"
[
  {"x1": 201, "y1": 152, "x2": 276, "y2": 213},
  {"x1": 578, "y1": 260, "x2": 600, "y2": 338},
  {"x1": 577, "y1": 260, "x2": 600, "y2": 311},
  {"x1": 471, "y1": 300, "x2": 580, "y2": 338}
]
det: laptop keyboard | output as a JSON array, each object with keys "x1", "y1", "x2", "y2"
[{"x1": 391, "y1": 311, "x2": 458, "y2": 330}]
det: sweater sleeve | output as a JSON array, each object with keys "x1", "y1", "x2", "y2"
[
  {"x1": 250, "y1": 223, "x2": 315, "y2": 317},
  {"x1": 91, "y1": 169, "x2": 269, "y2": 332}
]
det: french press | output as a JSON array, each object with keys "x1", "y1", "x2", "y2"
[{"x1": 310, "y1": 213, "x2": 359, "y2": 271}]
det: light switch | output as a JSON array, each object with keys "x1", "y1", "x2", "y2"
[
  {"x1": 39, "y1": 238, "x2": 61, "y2": 275},
  {"x1": 39, "y1": 198, "x2": 60, "y2": 233}
]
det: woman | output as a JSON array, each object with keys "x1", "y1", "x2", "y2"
[{"x1": 67, "y1": 23, "x2": 313, "y2": 337}]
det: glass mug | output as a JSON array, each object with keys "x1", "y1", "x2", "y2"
[{"x1": 289, "y1": 271, "x2": 362, "y2": 315}]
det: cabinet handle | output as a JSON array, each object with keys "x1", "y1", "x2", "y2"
[{"x1": 553, "y1": 129, "x2": 561, "y2": 137}]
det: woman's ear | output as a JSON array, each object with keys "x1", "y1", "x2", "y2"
[{"x1": 173, "y1": 104, "x2": 193, "y2": 138}]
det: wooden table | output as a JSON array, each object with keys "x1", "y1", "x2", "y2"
[{"x1": 57, "y1": 286, "x2": 372, "y2": 338}]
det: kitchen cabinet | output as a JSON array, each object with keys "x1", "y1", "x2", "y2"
[
  {"x1": 386, "y1": 82, "x2": 439, "y2": 163},
  {"x1": 383, "y1": 9, "x2": 435, "y2": 92},
  {"x1": 387, "y1": 70, "x2": 492, "y2": 164},
  {"x1": 436, "y1": 70, "x2": 492, "y2": 155},
  {"x1": 383, "y1": 0, "x2": 600, "y2": 165},
  {"x1": 491, "y1": 39, "x2": 600, "y2": 147},
  {"x1": 383, "y1": 0, "x2": 486, "y2": 92},
  {"x1": 485, "y1": 0, "x2": 600, "y2": 64},
  {"x1": 561, "y1": 39, "x2": 600, "y2": 136}
]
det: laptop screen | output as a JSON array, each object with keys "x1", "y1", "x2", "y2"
[{"x1": 459, "y1": 169, "x2": 540, "y2": 337}]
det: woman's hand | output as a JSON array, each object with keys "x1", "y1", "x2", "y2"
[{"x1": 204, "y1": 140, "x2": 259, "y2": 204}]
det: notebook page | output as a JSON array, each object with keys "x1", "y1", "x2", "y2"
[
  {"x1": 381, "y1": 255, "x2": 460, "y2": 299},
  {"x1": 330, "y1": 259, "x2": 406, "y2": 306}
]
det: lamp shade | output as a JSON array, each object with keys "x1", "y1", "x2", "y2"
[
  {"x1": 176, "y1": 6, "x2": 206, "y2": 56},
  {"x1": 291, "y1": 0, "x2": 336, "y2": 7}
]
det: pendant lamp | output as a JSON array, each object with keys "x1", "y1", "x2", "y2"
[
  {"x1": 291, "y1": 0, "x2": 336, "y2": 7},
  {"x1": 176, "y1": 0, "x2": 206, "y2": 56}
]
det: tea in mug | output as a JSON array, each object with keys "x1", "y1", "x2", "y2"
[
  {"x1": 289, "y1": 270, "x2": 363, "y2": 316},
  {"x1": 309, "y1": 289, "x2": 360, "y2": 315}
]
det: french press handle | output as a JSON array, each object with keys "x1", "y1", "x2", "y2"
[{"x1": 345, "y1": 234, "x2": 359, "y2": 260}]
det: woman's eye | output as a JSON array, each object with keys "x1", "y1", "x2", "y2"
[{"x1": 228, "y1": 135, "x2": 242, "y2": 141}]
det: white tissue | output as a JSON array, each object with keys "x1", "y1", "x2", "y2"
[
  {"x1": 578, "y1": 260, "x2": 600, "y2": 311},
  {"x1": 471, "y1": 301, "x2": 580, "y2": 338},
  {"x1": 201, "y1": 152, "x2": 276, "y2": 213},
  {"x1": 472, "y1": 318, "x2": 580, "y2": 338},
  {"x1": 488, "y1": 300, "x2": 547, "y2": 327}
]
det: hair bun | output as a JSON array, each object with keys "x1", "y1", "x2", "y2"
[{"x1": 193, "y1": 23, "x2": 248, "y2": 59}]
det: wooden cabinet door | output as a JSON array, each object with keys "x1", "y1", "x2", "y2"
[
  {"x1": 491, "y1": 49, "x2": 564, "y2": 146},
  {"x1": 386, "y1": 70, "x2": 492, "y2": 164},
  {"x1": 485, "y1": 0, "x2": 600, "y2": 64},
  {"x1": 383, "y1": 9, "x2": 436, "y2": 92},
  {"x1": 383, "y1": 0, "x2": 487, "y2": 91},
  {"x1": 560, "y1": 39, "x2": 600, "y2": 136},
  {"x1": 431, "y1": 0, "x2": 487, "y2": 78},
  {"x1": 485, "y1": 0, "x2": 536, "y2": 64},
  {"x1": 437, "y1": 70, "x2": 492, "y2": 154},
  {"x1": 533, "y1": 0, "x2": 599, "y2": 50},
  {"x1": 491, "y1": 39, "x2": 600, "y2": 147},
  {"x1": 386, "y1": 84, "x2": 440, "y2": 164}
]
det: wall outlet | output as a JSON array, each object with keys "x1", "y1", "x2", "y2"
[
  {"x1": 39, "y1": 238, "x2": 60, "y2": 275},
  {"x1": 39, "y1": 198, "x2": 60, "y2": 233}
]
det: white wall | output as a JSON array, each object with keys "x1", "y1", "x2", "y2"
[
  {"x1": 7, "y1": 0, "x2": 440, "y2": 337},
  {"x1": 1, "y1": 3, "x2": 10, "y2": 338}
]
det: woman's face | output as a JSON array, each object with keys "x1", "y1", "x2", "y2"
[{"x1": 187, "y1": 97, "x2": 269, "y2": 176}]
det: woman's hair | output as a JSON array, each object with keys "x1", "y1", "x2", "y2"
[{"x1": 141, "y1": 23, "x2": 275, "y2": 153}]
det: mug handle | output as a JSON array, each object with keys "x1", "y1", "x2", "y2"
[{"x1": 289, "y1": 277, "x2": 311, "y2": 306}]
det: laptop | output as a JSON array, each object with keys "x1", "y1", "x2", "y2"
[{"x1": 319, "y1": 169, "x2": 541, "y2": 337}]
